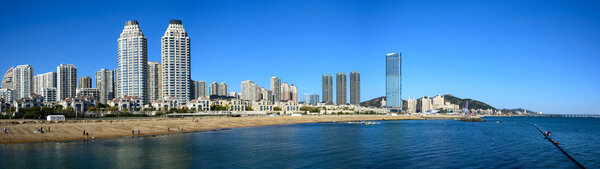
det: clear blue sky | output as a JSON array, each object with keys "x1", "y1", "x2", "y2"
[{"x1": 1, "y1": 0, "x2": 599, "y2": 114}]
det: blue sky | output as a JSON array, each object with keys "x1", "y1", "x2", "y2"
[{"x1": 1, "y1": 0, "x2": 599, "y2": 114}]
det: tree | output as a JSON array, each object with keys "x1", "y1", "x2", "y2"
[
  {"x1": 65, "y1": 107, "x2": 73, "y2": 113},
  {"x1": 88, "y1": 106, "x2": 96, "y2": 112},
  {"x1": 273, "y1": 107, "x2": 282, "y2": 111},
  {"x1": 245, "y1": 106, "x2": 253, "y2": 111}
]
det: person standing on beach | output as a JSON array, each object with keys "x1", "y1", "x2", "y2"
[
  {"x1": 132, "y1": 130, "x2": 134, "y2": 136},
  {"x1": 138, "y1": 130, "x2": 140, "y2": 135},
  {"x1": 83, "y1": 130, "x2": 86, "y2": 136}
]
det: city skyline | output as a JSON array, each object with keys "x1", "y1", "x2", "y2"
[{"x1": 1, "y1": 0, "x2": 599, "y2": 114}]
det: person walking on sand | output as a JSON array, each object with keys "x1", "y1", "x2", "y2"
[
  {"x1": 138, "y1": 130, "x2": 140, "y2": 135},
  {"x1": 132, "y1": 130, "x2": 134, "y2": 136},
  {"x1": 48, "y1": 127, "x2": 50, "y2": 132},
  {"x1": 3, "y1": 128, "x2": 7, "y2": 134},
  {"x1": 83, "y1": 130, "x2": 86, "y2": 136}
]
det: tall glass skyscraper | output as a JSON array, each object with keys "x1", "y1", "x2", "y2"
[
  {"x1": 118, "y1": 20, "x2": 148, "y2": 104},
  {"x1": 386, "y1": 53, "x2": 402, "y2": 108}
]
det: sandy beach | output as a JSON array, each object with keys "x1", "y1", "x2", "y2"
[{"x1": 0, "y1": 115, "x2": 465, "y2": 144}]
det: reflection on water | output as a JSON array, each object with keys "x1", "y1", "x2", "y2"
[{"x1": 1, "y1": 117, "x2": 598, "y2": 168}]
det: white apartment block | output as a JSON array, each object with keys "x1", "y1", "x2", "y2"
[
  {"x1": 241, "y1": 80, "x2": 259, "y2": 101},
  {"x1": 161, "y1": 20, "x2": 191, "y2": 103},
  {"x1": 117, "y1": 20, "x2": 148, "y2": 105},
  {"x1": 33, "y1": 72, "x2": 56, "y2": 95},
  {"x1": 57, "y1": 64, "x2": 77, "y2": 101},
  {"x1": 13, "y1": 65, "x2": 34, "y2": 99}
]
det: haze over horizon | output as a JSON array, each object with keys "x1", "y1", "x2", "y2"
[{"x1": 1, "y1": 0, "x2": 599, "y2": 114}]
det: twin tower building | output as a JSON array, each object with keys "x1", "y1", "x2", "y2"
[{"x1": 117, "y1": 20, "x2": 190, "y2": 105}]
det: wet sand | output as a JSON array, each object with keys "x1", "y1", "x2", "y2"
[{"x1": 0, "y1": 115, "x2": 464, "y2": 144}]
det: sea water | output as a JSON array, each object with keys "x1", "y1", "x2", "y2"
[{"x1": 0, "y1": 117, "x2": 598, "y2": 168}]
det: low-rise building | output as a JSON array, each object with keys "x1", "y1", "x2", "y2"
[
  {"x1": 250, "y1": 100, "x2": 273, "y2": 112},
  {"x1": 186, "y1": 96, "x2": 210, "y2": 112},
  {"x1": 0, "y1": 89, "x2": 14, "y2": 103},
  {"x1": 152, "y1": 96, "x2": 179, "y2": 112},
  {"x1": 212, "y1": 98, "x2": 245, "y2": 112},
  {"x1": 13, "y1": 94, "x2": 45, "y2": 113},
  {"x1": 277, "y1": 100, "x2": 299, "y2": 113},
  {"x1": 57, "y1": 96, "x2": 97, "y2": 113},
  {"x1": 108, "y1": 96, "x2": 143, "y2": 112}
]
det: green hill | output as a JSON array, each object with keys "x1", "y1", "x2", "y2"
[{"x1": 443, "y1": 94, "x2": 496, "y2": 110}]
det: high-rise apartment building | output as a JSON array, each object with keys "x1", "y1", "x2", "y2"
[
  {"x1": 33, "y1": 72, "x2": 56, "y2": 95},
  {"x1": 336, "y1": 72, "x2": 347, "y2": 105},
  {"x1": 191, "y1": 80, "x2": 204, "y2": 100},
  {"x1": 76, "y1": 88, "x2": 100, "y2": 101},
  {"x1": 95, "y1": 69, "x2": 114, "y2": 104},
  {"x1": 302, "y1": 93, "x2": 320, "y2": 106},
  {"x1": 13, "y1": 65, "x2": 33, "y2": 99},
  {"x1": 386, "y1": 53, "x2": 402, "y2": 108},
  {"x1": 1, "y1": 67, "x2": 14, "y2": 89},
  {"x1": 117, "y1": 20, "x2": 148, "y2": 104},
  {"x1": 241, "y1": 80, "x2": 258, "y2": 101},
  {"x1": 407, "y1": 97, "x2": 417, "y2": 113},
  {"x1": 209, "y1": 82, "x2": 218, "y2": 96},
  {"x1": 161, "y1": 20, "x2": 191, "y2": 103},
  {"x1": 290, "y1": 84, "x2": 298, "y2": 103},
  {"x1": 419, "y1": 96, "x2": 432, "y2": 113},
  {"x1": 270, "y1": 76, "x2": 281, "y2": 103},
  {"x1": 198, "y1": 81, "x2": 206, "y2": 98},
  {"x1": 259, "y1": 87, "x2": 272, "y2": 102},
  {"x1": 78, "y1": 76, "x2": 92, "y2": 89},
  {"x1": 42, "y1": 88, "x2": 57, "y2": 103},
  {"x1": 281, "y1": 82, "x2": 290, "y2": 101},
  {"x1": 218, "y1": 82, "x2": 228, "y2": 96},
  {"x1": 57, "y1": 64, "x2": 77, "y2": 101},
  {"x1": 432, "y1": 94, "x2": 444, "y2": 110},
  {"x1": 147, "y1": 62, "x2": 161, "y2": 103},
  {"x1": 322, "y1": 74, "x2": 333, "y2": 104},
  {"x1": 114, "y1": 68, "x2": 119, "y2": 99},
  {"x1": 350, "y1": 71, "x2": 360, "y2": 105}
]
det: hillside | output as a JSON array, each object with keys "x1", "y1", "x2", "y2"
[
  {"x1": 360, "y1": 96, "x2": 385, "y2": 107},
  {"x1": 443, "y1": 94, "x2": 496, "y2": 110},
  {"x1": 500, "y1": 108, "x2": 540, "y2": 115},
  {"x1": 361, "y1": 95, "x2": 496, "y2": 110}
]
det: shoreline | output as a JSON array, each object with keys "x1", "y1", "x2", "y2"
[{"x1": 0, "y1": 115, "x2": 466, "y2": 145}]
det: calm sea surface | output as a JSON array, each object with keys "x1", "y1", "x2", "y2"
[{"x1": 1, "y1": 117, "x2": 599, "y2": 168}]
